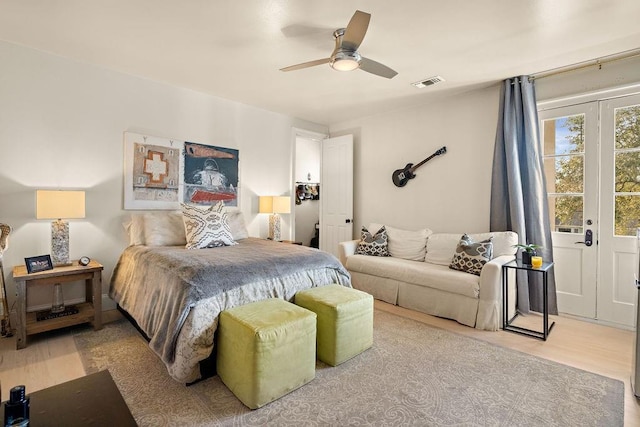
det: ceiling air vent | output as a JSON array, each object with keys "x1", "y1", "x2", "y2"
[{"x1": 411, "y1": 76, "x2": 445, "y2": 88}]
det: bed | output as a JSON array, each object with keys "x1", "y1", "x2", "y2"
[{"x1": 109, "y1": 211, "x2": 351, "y2": 383}]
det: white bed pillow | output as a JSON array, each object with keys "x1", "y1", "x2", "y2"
[
  {"x1": 369, "y1": 223, "x2": 432, "y2": 261},
  {"x1": 143, "y1": 211, "x2": 187, "y2": 246},
  {"x1": 225, "y1": 210, "x2": 249, "y2": 240},
  {"x1": 181, "y1": 202, "x2": 237, "y2": 249},
  {"x1": 124, "y1": 214, "x2": 146, "y2": 246}
]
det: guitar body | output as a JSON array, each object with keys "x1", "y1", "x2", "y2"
[
  {"x1": 392, "y1": 146, "x2": 447, "y2": 188},
  {"x1": 392, "y1": 163, "x2": 415, "y2": 187}
]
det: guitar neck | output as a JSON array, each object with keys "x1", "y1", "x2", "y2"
[{"x1": 409, "y1": 154, "x2": 437, "y2": 173}]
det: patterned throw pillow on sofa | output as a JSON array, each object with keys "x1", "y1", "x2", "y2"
[
  {"x1": 449, "y1": 234, "x2": 493, "y2": 276},
  {"x1": 355, "y1": 226, "x2": 389, "y2": 257}
]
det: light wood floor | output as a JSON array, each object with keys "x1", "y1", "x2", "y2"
[{"x1": 1, "y1": 305, "x2": 639, "y2": 426}]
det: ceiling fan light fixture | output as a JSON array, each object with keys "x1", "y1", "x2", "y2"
[{"x1": 330, "y1": 50, "x2": 361, "y2": 71}]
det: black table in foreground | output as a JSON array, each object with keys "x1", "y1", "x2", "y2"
[
  {"x1": 502, "y1": 260, "x2": 556, "y2": 341},
  {"x1": 1, "y1": 370, "x2": 137, "y2": 426}
]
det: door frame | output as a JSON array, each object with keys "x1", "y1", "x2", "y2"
[
  {"x1": 537, "y1": 83, "x2": 640, "y2": 328},
  {"x1": 290, "y1": 127, "x2": 328, "y2": 241}
]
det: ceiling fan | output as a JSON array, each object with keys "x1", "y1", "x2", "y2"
[{"x1": 280, "y1": 10, "x2": 397, "y2": 79}]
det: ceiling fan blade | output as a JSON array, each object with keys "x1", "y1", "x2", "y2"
[
  {"x1": 359, "y1": 57, "x2": 398, "y2": 79},
  {"x1": 280, "y1": 58, "x2": 330, "y2": 72},
  {"x1": 342, "y1": 10, "x2": 370, "y2": 51}
]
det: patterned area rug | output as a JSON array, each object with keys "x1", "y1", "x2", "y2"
[{"x1": 73, "y1": 310, "x2": 624, "y2": 426}]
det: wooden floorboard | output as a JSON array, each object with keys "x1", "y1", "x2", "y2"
[{"x1": 1, "y1": 305, "x2": 638, "y2": 425}]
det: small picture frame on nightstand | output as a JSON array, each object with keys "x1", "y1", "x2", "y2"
[{"x1": 24, "y1": 254, "x2": 54, "y2": 274}]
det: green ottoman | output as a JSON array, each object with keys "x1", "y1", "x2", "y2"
[
  {"x1": 294, "y1": 284, "x2": 373, "y2": 366},
  {"x1": 216, "y1": 298, "x2": 316, "y2": 409}
]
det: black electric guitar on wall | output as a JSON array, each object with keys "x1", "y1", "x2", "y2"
[{"x1": 392, "y1": 146, "x2": 447, "y2": 187}]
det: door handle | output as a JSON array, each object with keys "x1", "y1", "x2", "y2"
[
  {"x1": 345, "y1": 219, "x2": 352, "y2": 224},
  {"x1": 574, "y1": 229, "x2": 593, "y2": 246}
]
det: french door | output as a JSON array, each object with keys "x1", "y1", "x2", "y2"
[
  {"x1": 539, "y1": 94, "x2": 640, "y2": 327},
  {"x1": 539, "y1": 103, "x2": 598, "y2": 319}
]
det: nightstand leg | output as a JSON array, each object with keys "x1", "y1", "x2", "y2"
[
  {"x1": 15, "y1": 279, "x2": 26, "y2": 349},
  {"x1": 91, "y1": 271, "x2": 102, "y2": 330}
]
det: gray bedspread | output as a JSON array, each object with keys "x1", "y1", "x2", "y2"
[{"x1": 109, "y1": 238, "x2": 351, "y2": 381}]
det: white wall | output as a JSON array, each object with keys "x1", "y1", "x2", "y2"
[
  {"x1": 294, "y1": 137, "x2": 320, "y2": 183},
  {"x1": 0, "y1": 41, "x2": 327, "y2": 309},
  {"x1": 330, "y1": 85, "x2": 501, "y2": 237},
  {"x1": 536, "y1": 55, "x2": 640, "y2": 103}
]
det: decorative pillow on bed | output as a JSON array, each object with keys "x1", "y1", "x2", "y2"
[
  {"x1": 181, "y1": 202, "x2": 237, "y2": 249},
  {"x1": 124, "y1": 214, "x2": 146, "y2": 246},
  {"x1": 449, "y1": 234, "x2": 493, "y2": 276},
  {"x1": 355, "y1": 226, "x2": 389, "y2": 257},
  {"x1": 143, "y1": 211, "x2": 187, "y2": 246},
  {"x1": 225, "y1": 210, "x2": 249, "y2": 240}
]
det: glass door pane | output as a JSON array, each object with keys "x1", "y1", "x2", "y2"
[
  {"x1": 612, "y1": 104, "x2": 640, "y2": 236},
  {"x1": 542, "y1": 115, "x2": 585, "y2": 234}
]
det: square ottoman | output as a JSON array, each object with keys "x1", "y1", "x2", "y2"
[
  {"x1": 294, "y1": 284, "x2": 373, "y2": 366},
  {"x1": 216, "y1": 298, "x2": 316, "y2": 409}
]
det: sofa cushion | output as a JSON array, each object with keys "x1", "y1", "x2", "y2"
[
  {"x1": 346, "y1": 255, "x2": 480, "y2": 299},
  {"x1": 425, "y1": 231, "x2": 518, "y2": 266},
  {"x1": 369, "y1": 223, "x2": 432, "y2": 261},
  {"x1": 355, "y1": 226, "x2": 389, "y2": 257},
  {"x1": 449, "y1": 234, "x2": 493, "y2": 276}
]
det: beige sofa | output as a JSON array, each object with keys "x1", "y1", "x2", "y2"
[{"x1": 338, "y1": 225, "x2": 518, "y2": 331}]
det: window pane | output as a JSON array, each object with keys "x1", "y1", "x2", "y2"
[
  {"x1": 615, "y1": 195, "x2": 640, "y2": 236},
  {"x1": 542, "y1": 115, "x2": 584, "y2": 155},
  {"x1": 544, "y1": 155, "x2": 583, "y2": 193},
  {"x1": 548, "y1": 195, "x2": 583, "y2": 234},
  {"x1": 615, "y1": 151, "x2": 640, "y2": 192},
  {"x1": 614, "y1": 105, "x2": 640, "y2": 150}
]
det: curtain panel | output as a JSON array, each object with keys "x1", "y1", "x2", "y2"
[{"x1": 490, "y1": 76, "x2": 558, "y2": 315}]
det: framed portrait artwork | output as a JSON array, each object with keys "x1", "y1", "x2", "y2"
[{"x1": 183, "y1": 141, "x2": 239, "y2": 207}]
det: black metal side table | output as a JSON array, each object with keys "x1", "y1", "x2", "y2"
[{"x1": 502, "y1": 260, "x2": 555, "y2": 341}]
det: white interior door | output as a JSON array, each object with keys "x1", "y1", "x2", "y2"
[
  {"x1": 320, "y1": 135, "x2": 353, "y2": 257},
  {"x1": 597, "y1": 94, "x2": 640, "y2": 327},
  {"x1": 539, "y1": 102, "x2": 598, "y2": 319}
]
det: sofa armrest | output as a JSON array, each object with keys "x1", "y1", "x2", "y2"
[
  {"x1": 476, "y1": 255, "x2": 515, "y2": 330},
  {"x1": 338, "y1": 240, "x2": 359, "y2": 266},
  {"x1": 479, "y1": 255, "x2": 514, "y2": 301}
]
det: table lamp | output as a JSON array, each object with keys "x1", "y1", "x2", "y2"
[
  {"x1": 259, "y1": 196, "x2": 291, "y2": 241},
  {"x1": 36, "y1": 190, "x2": 85, "y2": 266},
  {"x1": 36, "y1": 190, "x2": 85, "y2": 314}
]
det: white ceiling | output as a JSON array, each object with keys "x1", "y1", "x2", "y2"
[{"x1": 1, "y1": 1, "x2": 639, "y2": 125}]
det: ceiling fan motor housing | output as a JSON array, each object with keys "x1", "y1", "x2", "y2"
[{"x1": 330, "y1": 28, "x2": 361, "y2": 71}]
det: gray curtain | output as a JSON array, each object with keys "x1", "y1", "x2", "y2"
[{"x1": 490, "y1": 76, "x2": 558, "y2": 315}]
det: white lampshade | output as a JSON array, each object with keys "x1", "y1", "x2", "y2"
[
  {"x1": 36, "y1": 190, "x2": 85, "y2": 266},
  {"x1": 36, "y1": 190, "x2": 85, "y2": 219},
  {"x1": 259, "y1": 196, "x2": 274, "y2": 214},
  {"x1": 272, "y1": 196, "x2": 291, "y2": 214}
]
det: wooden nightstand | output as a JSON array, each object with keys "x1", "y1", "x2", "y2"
[
  {"x1": 280, "y1": 240, "x2": 303, "y2": 245},
  {"x1": 12, "y1": 260, "x2": 103, "y2": 349}
]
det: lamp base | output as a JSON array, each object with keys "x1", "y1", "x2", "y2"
[
  {"x1": 51, "y1": 283, "x2": 65, "y2": 313},
  {"x1": 51, "y1": 219, "x2": 70, "y2": 265},
  {"x1": 268, "y1": 213, "x2": 282, "y2": 241}
]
